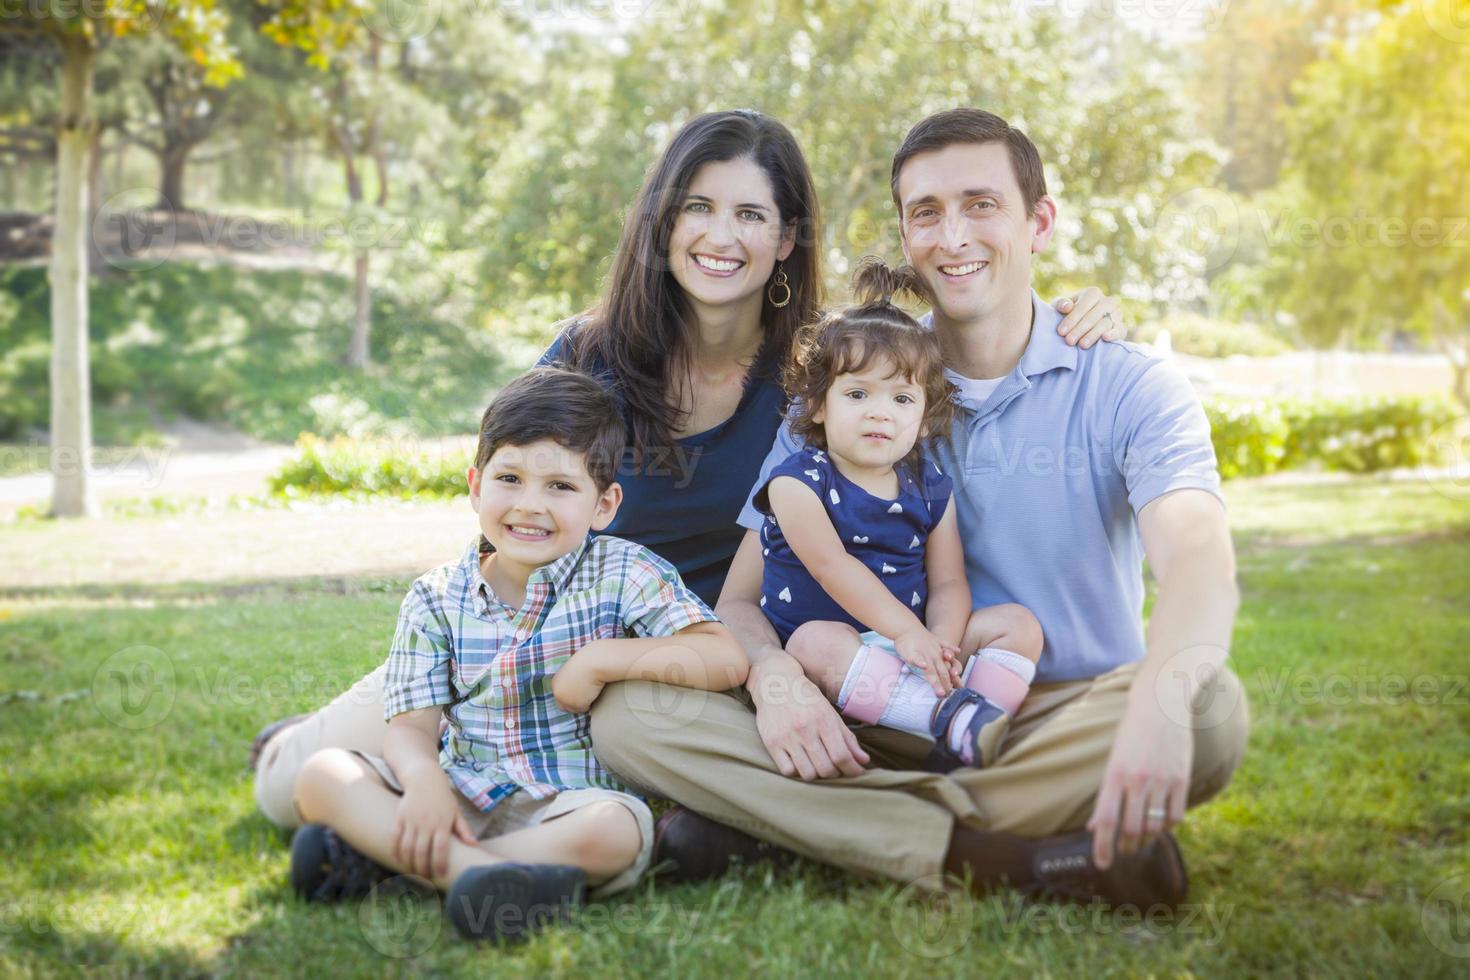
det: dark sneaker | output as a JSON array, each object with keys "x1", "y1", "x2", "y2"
[
  {"x1": 924, "y1": 689, "x2": 1009, "y2": 772},
  {"x1": 445, "y1": 864, "x2": 586, "y2": 944},
  {"x1": 652, "y1": 805, "x2": 796, "y2": 884},
  {"x1": 247, "y1": 712, "x2": 311, "y2": 771},
  {"x1": 1027, "y1": 830, "x2": 1189, "y2": 910},
  {"x1": 290, "y1": 823, "x2": 394, "y2": 903}
]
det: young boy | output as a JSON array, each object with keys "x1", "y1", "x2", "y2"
[{"x1": 288, "y1": 367, "x2": 749, "y2": 943}]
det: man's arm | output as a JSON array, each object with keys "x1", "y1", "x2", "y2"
[
  {"x1": 716, "y1": 530, "x2": 871, "y2": 779},
  {"x1": 1087, "y1": 488, "x2": 1239, "y2": 868}
]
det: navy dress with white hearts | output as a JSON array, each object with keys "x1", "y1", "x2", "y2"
[{"x1": 753, "y1": 446, "x2": 954, "y2": 644}]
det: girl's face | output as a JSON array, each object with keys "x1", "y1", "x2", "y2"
[
  {"x1": 668, "y1": 156, "x2": 795, "y2": 316},
  {"x1": 812, "y1": 352, "x2": 928, "y2": 474}
]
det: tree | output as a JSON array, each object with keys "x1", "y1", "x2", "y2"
[
  {"x1": 0, "y1": 1, "x2": 354, "y2": 517},
  {"x1": 1267, "y1": 0, "x2": 1470, "y2": 402}
]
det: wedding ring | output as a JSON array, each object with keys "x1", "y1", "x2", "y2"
[{"x1": 1146, "y1": 807, "x2": 1167, "y2": 822}]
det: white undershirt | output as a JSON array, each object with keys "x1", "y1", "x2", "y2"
[{"x1": 948, "y1": 372, "x2": 1005, "y2": 405}]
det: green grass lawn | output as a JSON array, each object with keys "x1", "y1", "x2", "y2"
[{"x1": 1, "y1": 479, "x2": 1467, "y2": 977}]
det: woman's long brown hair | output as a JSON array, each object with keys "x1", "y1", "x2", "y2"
[{"x1": 561, "y1": 110, "x2": 823, "y2": 458}]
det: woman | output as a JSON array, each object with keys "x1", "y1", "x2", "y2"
[{"x1": 250, "y1": 109, "x2": 1120, "y2": 827}]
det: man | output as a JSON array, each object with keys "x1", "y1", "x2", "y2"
[{"x1": 589, "y1": 108, "x2": 1249, "y2": 904}]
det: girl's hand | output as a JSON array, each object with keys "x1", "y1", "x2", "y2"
[
  {"x1": 393, "y1": 777, "x2": 477, "y2": 880},
  {"x1": 894, "y1": 626, "x2": 957, "y2": 697},
  {"x1": 1053, "y1": 288, "x2": 1125, "y2": 349}
]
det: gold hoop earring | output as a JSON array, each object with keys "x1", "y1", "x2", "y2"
[{"x1": 767, "y1": 264, "x2": 792, "y2": 308}]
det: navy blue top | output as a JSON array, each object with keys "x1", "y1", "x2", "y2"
[
  {"x1": 752, "y1": 446, "x2": 953, "y2": 644},
  {"x1": 538, "y1": 328, "x2": 787, "y2": 607}
]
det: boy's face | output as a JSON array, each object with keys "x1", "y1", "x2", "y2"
[
  {"x1": 896, "y1": 141, "x2": 1056, "y2": 327},
  {"x1": 467, "y1": 438, "x2": 621, "y2": 572},
  {"x1": 813, "y1": 353, "x2": 927, "y2": 473}
]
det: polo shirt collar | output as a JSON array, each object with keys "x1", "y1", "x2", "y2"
[
  {"x1": 1017, "y1": 290, "x2": 1078, "y2": 378},
  {"x1": 459, "y1": 533, "x2": 593, "y2": 611},
  {"x1": 932, "y1": 290, "x2": 1077, "y2": 390}
]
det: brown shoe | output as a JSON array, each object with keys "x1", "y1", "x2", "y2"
[
  {"x1": 1026, "y1": 831, "x2": 1189, "y2": 909},
  {"x1": 652, "y1": 806, "x2": 796, "y2": 884}
]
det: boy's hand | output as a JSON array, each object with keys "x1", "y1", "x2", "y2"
[
  {"x1": 894, "y1": 626, "x2": 959, "y2": 696},
  {"x1": 552, "y1": 646, "x2": 607, "y2": 714},
  {"x1": 393, "y1": 775, "x2": 477, "y2": 880}
]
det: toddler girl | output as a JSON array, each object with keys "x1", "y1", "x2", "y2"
[{"x1": 754, "y1": 258, "x2": 1043, "y2": 770}]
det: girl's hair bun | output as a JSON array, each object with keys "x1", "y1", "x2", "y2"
[{"x1": 849, "y1": 256, "x2": 930, "y2": 308}]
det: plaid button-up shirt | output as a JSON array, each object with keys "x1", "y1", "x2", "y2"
[{"x1": 382, "y1": 533, "x2": 717, "y2": 812}]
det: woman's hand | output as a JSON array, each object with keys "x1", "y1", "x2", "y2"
[
  {"x1": 1053, "y1": 287, "x2": 1125, "y2": 349},
  {"x1": 393, "y1": 775, "x2": 477, "y2": 881}
]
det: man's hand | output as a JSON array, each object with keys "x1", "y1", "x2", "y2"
[
  {"x1": 1086, "y1": 693, "x2": 1192, "y2": 869},
  {"x1": 393, "y1": 775, "x2": 477, "y2": 880},
  {"x1": 894, "y1": 626, "x2": 959, "y2": 696},
  {"x1": 552, "y1": 646, "x2": 607, "y2": 714},
  {"x1": 750, "y1": 659, "x2": 870, "y2": 780}
]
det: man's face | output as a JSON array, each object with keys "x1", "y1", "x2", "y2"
[{"x1": 896, "y1": 141, "x2": 1055, "y2": 326}]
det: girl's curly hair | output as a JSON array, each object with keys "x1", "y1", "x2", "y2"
[{"x1": 783, "y1": 257, "x2": 956, "y2": 473}]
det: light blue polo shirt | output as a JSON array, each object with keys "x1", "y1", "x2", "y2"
[{"x1": 738, "y1": 292, "x2": 1222, "y2": 684}]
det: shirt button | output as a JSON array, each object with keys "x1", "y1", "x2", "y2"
[
  {"x1": 502, "y1": 676, "x2": 514, "y2": 688},
  {"x1": 505, "y1": 718, "x2": 516, "y2": 729}
]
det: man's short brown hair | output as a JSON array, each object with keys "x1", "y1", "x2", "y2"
[
  {"x1": 474, "y1": 367, "x2": 626, "y2": 491},
  {"x1": 890, "y1": 107, "x2": 1048, "y2": 216}
]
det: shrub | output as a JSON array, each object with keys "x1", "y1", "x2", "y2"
[
  {"x1": 267, "y1": 434, "x2": 471, "y2": 498},
  {"x1": 1204, "y1": 395, "x2": 1455, "y2": 480}
]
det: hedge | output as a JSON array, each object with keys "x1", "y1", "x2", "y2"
[{"x1": 268, "y1": 395, "x2": 1458, "y2": 499}]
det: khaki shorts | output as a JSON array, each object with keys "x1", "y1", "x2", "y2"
[{"x1": 351, "y1": 751, "x2": 654, "y2": 897}]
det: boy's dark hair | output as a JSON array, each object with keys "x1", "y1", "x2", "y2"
[
  {"x1": 474, "y1": 367, "x2": 626, "y2": 491},
  {"x1": 783, "y1": 258, "x2": 956, "y2": 472},
  {"x1": 890, "y1": 107, "x2": 1048, "y2": 217}
]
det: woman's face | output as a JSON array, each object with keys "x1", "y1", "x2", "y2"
[{"x1": 667, "y1": 156, "x2": 795, "y2": 315}]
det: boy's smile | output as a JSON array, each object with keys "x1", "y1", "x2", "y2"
[{"x1": 468, "y1": 438, "x2": 621, "y2": 599}]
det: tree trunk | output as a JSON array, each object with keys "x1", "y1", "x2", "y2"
[
  {"x1": 347, "y1": 250, "x2": 370, "y2": 369},
  {"x1": 160, "y1": 143, "x2": 189, "y2": 210},
  {"x1": 49, "y1": 35, "x2": 99, "y2": 519}
]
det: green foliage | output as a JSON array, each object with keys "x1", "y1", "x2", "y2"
[
  {"x1": 1244, "y1": 0, "x2": 1470, "y2": 398},
  {"x1": 1204, "y1": 399, "x2": 1290, "y2": 479},
  {"x1": 1279, "y1": 396, "x2": 1458, "y2": 474},
  {"x1": 0, "y1": 264, "x2": 511, "y2": 443},
  {"x1": 1134, "y1": 313, "x2": 1292, "y2": 359},
  {"x1": 267, "y1": 434, "x2": 470, "y2": 498},
  {"x1": 1205, "y1": 395, "x2": 1455, "y2": 480}
]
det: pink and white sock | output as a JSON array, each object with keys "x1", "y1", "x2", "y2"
[
  {"x1": 946, "y1": 648, "x2": 1036, "y2": 762},
  {"x1": 835, "y1": 642, "x2": 933, "y2": 739}
]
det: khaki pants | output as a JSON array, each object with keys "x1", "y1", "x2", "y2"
[
  {"x1": 587, "y1": 661, "x2": 1250, "y2": 885},
  {"x1": 255, "y1": 663, "x2": 390, "y2": 829}
]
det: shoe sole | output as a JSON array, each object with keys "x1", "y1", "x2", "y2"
[{"x1": 445, "y1": 864, "x2": 586, "y2": 944}]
